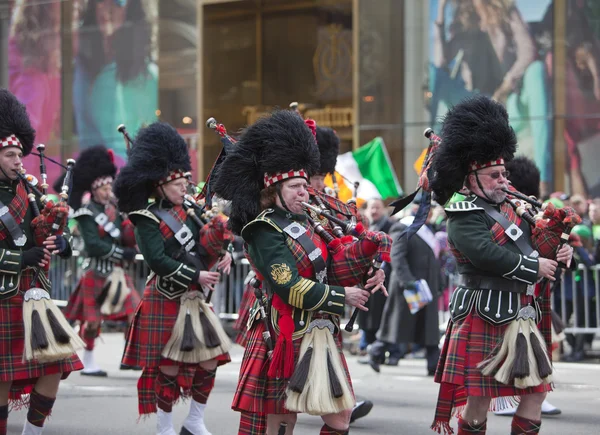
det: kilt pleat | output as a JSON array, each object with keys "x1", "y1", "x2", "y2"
[
  {"x1": 232, "y1": 319, "x2": 352, "y2": 415},
  {"x1": 65, "y1": 268, "x2": 141, "y2": 323},
  {"x1": 433, "y1": 306, "x2": 552, "y2": 426},
  {"x1": 1, "y1": 289, "x2": 83, "y2": 403}
]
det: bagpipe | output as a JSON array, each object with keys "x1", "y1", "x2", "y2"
[
  {"x1": 300, "y1": 201, "x2": 389, "y2": 332},
  {"x1": 19, "y1": 148, "x2": 85, "y2": 362},
  {"x1": 501, "y1": 186, "x2": 581, "y2": 268},
  {"x1": 117, "y1": 123, "x2": 231, "y2": 364}
]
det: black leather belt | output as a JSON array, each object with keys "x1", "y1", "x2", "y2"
[{"x1": 457, "y1": 274, "x2": 528, "y2": 294}]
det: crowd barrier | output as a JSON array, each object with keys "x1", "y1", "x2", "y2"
[{"x1": 50, "y1": 252, "x2": 599, "y2": 338}]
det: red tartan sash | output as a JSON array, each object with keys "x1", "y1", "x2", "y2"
[
  {"x1": 158, "y1": 206, "x2": 188, "y2": 240},
  {"x1": 0, "y1": 181, "x2": 29, "y2": 242},
  {"x1": 449, "y1": 202, "x2": 522, "y2": 264}
]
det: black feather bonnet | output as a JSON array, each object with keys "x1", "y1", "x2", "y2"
[
  {"x1": 211, "y1": 110, "x2": 320, "y2": 234},
  {"x1": 430, "y1": 95, "x2": 517, "y2": 204},
  {"x1": 63, "y1": 145, "x2": 118, "y2": 210},
  {"x1": 316, "y1": 126, "x2": 339, "y2": 175},
  {"x1": 0, "y1": 88, "x2": 35, "y2": 156},
  {"x1": 506, "y1": 156, "x2": 541, "y2": 199},
  {"x1": 113, "y1": 122, "x2": 191, "y2": 212}
]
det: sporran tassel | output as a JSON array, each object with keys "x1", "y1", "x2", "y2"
[
  {"x1": 99, "y1": 267, "x2": 130, "y2": 315},
  {"x1": 510, "y1": 326, "x2": 530, "y2": 380},
  {"x1": 46, "y1": 308, "x2": 71, "y2": 344},
  {"x1": 199, "y1": 309, "x2": 221, "y2": 348},
  {"x1": 31, "y1": 309, "x2": 49, "y2": 351},
  {"x1": 95, "y1": 279, "x2": 111, "y2": 306},
  {"x1": 162, "y1": 291, "x2": 231, "y2": 363},
  {"x1": 180, "y1": 310, "x2": 195, "y2": 352},
  {"x1": 288, "y1": 346, "x2": 313, "y2": 393},
  {"x1": 23, "y1": 288, "x2": 85, "y2": 362},
  {"x1": 327, "y1": 350, "x2": 344, "y2": 399},
  {"x1": 529, "y1": 323, "x2": 553, "y2": 379},
  {"x1": 285, "y1": 319, "x2": 354, "y2": 415}
]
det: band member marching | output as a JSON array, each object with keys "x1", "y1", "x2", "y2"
[
  {"x1": 63, "y1": 145, "x2": 141, "y2": 376},
  {"x1": 114, "y1": 122, "x2": 233, "y2": 435},
  {"x1": 0, "y1": 89, "x2": 83, "y2": 435},
  {"x1": 419, "y1": 96, "x2": 574, "y2": 435},
  {"x1": 212, "y1": 110, "x2": 389, "y2": 435}
]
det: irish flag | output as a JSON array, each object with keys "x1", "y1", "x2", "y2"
[{"x1": 325, "y1": 137, "x2": 402, "y2": 204}]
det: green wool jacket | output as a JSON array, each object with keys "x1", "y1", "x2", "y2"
[
  {"x1": 446, "y1": 197, "x2": 539, "y2": 282},
  {"x1": 73, "y1": 200, "x2": 125, "y2": 258},
  {"x1": 129, "y1": 201, "x2": 199, "y2": 299},
  {"x1": 242, "y1": 207, "x2": 347, "y2": 338}
]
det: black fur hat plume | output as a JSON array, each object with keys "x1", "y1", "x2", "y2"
[
  {"x1": 506, "y1": 156, "x2": 541, "y2": 199},
  {"x1": 64, "y1": 145, "x2": 117, "y2": 210},
  {"x1": 430, "y1": 95, "x2": 517, "y2": 204},
  {"x1": 316, "y1": 126, "x2": 339, "y2": 175},
  {"x1": 113, "y1": 122, "x2": 191, "y2": 212},
  {"x1": 0, "y1": 88, "x2": 35, "y2": 156},
  {"x1": 212, "y1": 109, "x2": 320, "y2": 234}
]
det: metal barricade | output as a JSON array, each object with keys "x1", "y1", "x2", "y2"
[{"x1": 50, "y1": 251, "x2": 250, "y2": 321}]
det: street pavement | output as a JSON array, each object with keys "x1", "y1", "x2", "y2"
[{"x1": 7, "y1": 333, "x2": 600, "y2": 434}]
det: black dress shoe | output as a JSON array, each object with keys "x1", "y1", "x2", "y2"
[
  {"x1": 368, "y1": 358, "x2": 380, "y2": 373},
  {"x1": 81, "y1": 369, "x2": 108, "y2": 377},
  {"x1": 120, "y1": 363, "x2": 143, "y2": 371},
  {"x1": 386, "y1": 358, "x2": 399, "y2": 366},
  {"x1": 350, "y1": 400, "x2": 373, "y2": 423}
]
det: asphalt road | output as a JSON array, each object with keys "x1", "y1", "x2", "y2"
[{"x1": 7, "y1": 333, "x2": 600, "y2": 434}]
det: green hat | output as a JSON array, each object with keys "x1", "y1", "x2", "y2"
[
  {"x1": 544, "y1": 197, "x2": 564, "y2": 209},
  {"x1": 572, "y1": 224, "x2": 592, "y2": 240}
]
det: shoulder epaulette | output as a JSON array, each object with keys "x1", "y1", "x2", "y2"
[
  {"x1": 445, "y1": 200, "x2": 484, "y2": 213},
  {"x1": 71, "y1": 208, "x2": 94, "y2": 219},
  {"x1": 241, "y1": 209, "x2": 282, "y2": 239},
  {"x1": 129, "y1": 209, "x2": 160, "y2": 224}
]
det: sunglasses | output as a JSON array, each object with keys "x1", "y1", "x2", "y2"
[{"x1": 479, "y1": 170, "x2": 510, "y2": 180}]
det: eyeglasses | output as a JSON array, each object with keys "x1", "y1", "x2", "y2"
[{"x1": 479, "y1": 170, "x2": 510, "y2": 180}]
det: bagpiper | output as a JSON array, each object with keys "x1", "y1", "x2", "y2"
[
  {"x1": 63, "y1": 145, "x2": 141, "y2": 376},
  {"x1": 0, "y1": 89, "x2": 83, "y2": 435},
  {"x1": 428, "y1": 96, "x2": 573, "y2": 435},
  {"x1": 114, "y1": 122, "x2": 233, "y2": 435},
  {"x1": 212, "y1": 110, "x2": 389, "y2": 435}
]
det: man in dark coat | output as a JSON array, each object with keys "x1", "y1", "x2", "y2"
[
  {"x1": 368, "y1": 210, "x2": 442, "y2": 375},
  {"x1": 358, "y1": 198, "x2": 396, "y2": 355}
]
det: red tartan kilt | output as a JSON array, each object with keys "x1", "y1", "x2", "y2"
[
  {"x1": 435, "y1": 303, "x2": 551, "y2": 400},
  {"x1": 64, "y1": 268, "x2": 141, "y2": 323},
  {"x1": 232, "y1": 319, "x2": 353, "y2": 415},
  {"x1": 0, "y1": 290, "x2": 83, "y2": 399},
  {"x1": 234, "y1": 284, "x2": 256, "y2": 347},
  {"x1": 122, "y1": 276, "x2": 230, "y2": 368}
]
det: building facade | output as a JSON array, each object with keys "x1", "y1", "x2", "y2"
[{"x1": 1, "y1": 0, "x2": 599, "y2": 198}]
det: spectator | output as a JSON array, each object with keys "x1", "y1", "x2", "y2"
[{"x1": 357, "y1": 198, "x2": 396, "y2": 356}]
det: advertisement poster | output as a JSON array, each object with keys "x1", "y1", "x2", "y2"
[
  {"x1": 428, "y1": 0, "x2": 554, "y2": 196},
  {"x1": 8, "y1": 0, "x2": 158, "y2": 182}
]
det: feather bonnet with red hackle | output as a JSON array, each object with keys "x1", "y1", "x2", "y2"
[
  {"x1": 211, "y1": 109, "x2": 320, "y2": 235},
  {"x1": 62, "y1": 145, "x2": 118, "y2": 210},
  {"x1": 0, "y1": 88, "x2": 35, "y2": 156}
]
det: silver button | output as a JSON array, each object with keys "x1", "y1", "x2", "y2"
[
  {"x1": 8, "y1": 283, "x2": 13, "y2": 288},
  {"x1": 6, "y1": 251, "x2": 10, "y2": 255},
  {"x1": 520, "y1": 265, "x2": 525, "y2": 270},
  {"x1": 495, "y1": 314, "x2": 501, "y2": 318},
  {"x1": 327, "y1": 301, "x2": 333, "y2": 307},
  {"x1": 331, "y1": 290, "x2": 336, "y2": 296},
  {"x1": 299, "y1": 321, "x2": 305, "y2": 326},
  {"x1": 508, "y1": 309, "x2": 514, "y2": 314},
  {"x1": 484, "y1": 307, "x2": 490, "y2": 312},
  {"x1": 0, "y1": 286, "x2": 4, "y2": 291}
]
